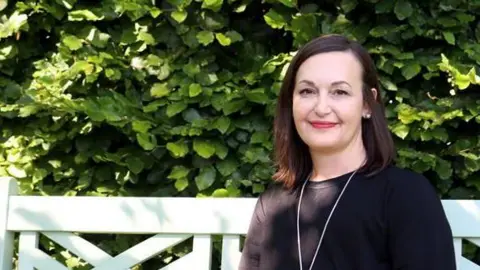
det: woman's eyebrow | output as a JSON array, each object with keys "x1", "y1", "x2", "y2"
[
  {"x1": 331, "y1": 81, "x2": 351, "y2": 87},
  {"x1": 297, "y1": 80, "x2": 316, "y2": 87},
  {"x1": 297, "y1": 80, "x2": 351, "y2": 88}
]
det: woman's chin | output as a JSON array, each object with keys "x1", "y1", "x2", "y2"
[{"x1": 303, "y1": 140, "x2": 341, "y2": 153}]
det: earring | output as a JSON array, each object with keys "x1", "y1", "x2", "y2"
[{"x1": 363, "y1": 113, "x2": 371, "y2": 119}]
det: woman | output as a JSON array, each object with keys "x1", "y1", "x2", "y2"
[{"x1": 238, "y1": 34, "x2": 456, "y2": 270}]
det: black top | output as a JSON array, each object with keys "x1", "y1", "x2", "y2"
[{"x1": 239, "y1": 165, "x2": 456, "y2": 270}]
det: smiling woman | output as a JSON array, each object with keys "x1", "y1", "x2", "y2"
[
  {"x1": 239, "y1": 34, "x2": 457, "y2": 270},
  {"x1": 293, "y1": 51, "x2": 370, "y2": 159}
]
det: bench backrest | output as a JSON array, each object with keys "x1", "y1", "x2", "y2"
[{"x1": 1, "y1": 177, "x2": 480, "y2": 270}]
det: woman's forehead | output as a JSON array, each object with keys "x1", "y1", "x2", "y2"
[{"x1": 295, "y1": 51, "x2": 363, "y2": 84}]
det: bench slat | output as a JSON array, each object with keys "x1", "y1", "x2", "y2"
[
  {"x1": 160, "y1": 235, "x2": 212, "y2": 270},
  {"x1": 7, "y1": 196, "x2": 257, "y2": 234},
  {"x1": 0, "y1": 178, "x2": 17, "y2": 270},
  {"x1": 442, "y1": 200, "x2": 480, "y2": 237},
  {"x1": 43, "y1": 232, "x2": 112, "y2": 266},
  {"x1": 221, "y1": 235, "x2": 242, "y2": 270},
  {"x1": 459, "y1": 257, "x2": 480, "y2": 270},
  {"x1": 18, "y1": 232, "x2": 67, "y2": 270},
  {"x1": 8, "y1": 197, "x2": 480, "y2": 237},
  {"x1": 91, "y1": 234, "x2": 191, "y2": 270}
]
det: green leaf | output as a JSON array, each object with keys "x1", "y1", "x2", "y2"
[
  {"x1": 33, "y1": 168, "x2": 48, "y2": 184},
  {"x1": 251, "y1": 131, "x2": 270, "y2": 144},
  {"x1": 375, "y1": 0, "x2": 395, "y2": 14},
  {"x1": 136, "y1": 133, "x2": 157, "y2": 150},
  {"x1": 340, "y1": 0, "x2": 358, "y2": 13},
  {"x1": 7, "y1": 165, "x2": 27, "y2": 178},
  {"x1": 183, "y1": 108, "x2": 203, "y2": 123},
  {"x1": 138, "y1": 32, "x2": 156, "y2": 45},
  {"x1": 392, "y1": 123, "x2": 410, "y2": 139},
  {"x1": 435, "y1": 159, "x2": 452, "y2": 180},
  {"x1": 78, "y1": 26, "x2": 110, "y2": 48},
  {"x1": 193, "y1": 139, "x2": 216, "y2": 158},
  {"x1": 465, "y1": 157, "x2": 480, "y2": 172},
  {"x1": 214, "y1": 141, "x2": 228, "y2": 159},
  {"x1": 195, "y1": 166, "x2": 217, "y2": 190},
  {"x1": 394, "y1": 0, "x2": 413, "y2": 20},
  {"x1": 225, "y1": 30, "x2": 243, "y2": 43},
  {"x1": 171, "y1": 10, "x2": 188, "y2": 23},
  {"x1": 212, "y1": 188, "x2": 229, "y2": 197},
  {"x1": 151, "y1": 83, "x2": 170, "y2": 98},
  {"x1": 175, "y1": 177, "x2": 189, "y2": 191},
  {"x1": 55, "y1": 0, "x2": 77, "y2": 9},
  {"x1": 216, "y1": 158, "x2": 237, "y2": 176},
  {"x1": 264, "y1": 9, "x2": 286, "y2": 29},
  {"x1": 380, "y1": 76, "x2": 398, "y2": 91},
  {"x1": 213, "y1": 116, "x2": 231, "y2": 134},
  {"x1": 150, "y1": 7, "x2": 163, "y2": 18},
  {"x1": 443, "y1": 31, "x2": 455, "y2": 45},
  {"x1": 202, "y1": 0, "x2": 223, "y2": 12},
  {"x1": 189, "y1": 83, "x2": 202, "y2": 97},
  {"x1": 455, "y1": 73, "x2": 471, "y2": 90},
  {"x1": 62, "y1": 35, "x2": 83, "y2": 50},
  {"x1": 125, "y1": 156, "x2": 144, "y2": 174},
  {"x1": 0, "y1": 0, "x2": 7, "y2": 12},
  {"x1": 68, "y1": 10, "x2": 103, "y2": 21},
  {"x1": 431, "y1": 128, "x2": 448, "y2": 142},
  {"x1": 168, "y1": 165, "x2": 190, "y2": 179},
  {"x1": 105, "y1": 68, "x2": 121, "y2": 80},
  {"x1": 290, "y1": 14, "x2": 318, "y2": 45},
  {"x1": 223, "y1": 99, "x2": 246, "y2": 115},
  {"x1": 196, "y1": 31, "x2": 215, "y2": 45},
  {"x1": 157, "y1": 64, "x2": 171, "y2": 80},
  {"x1": 456, "y1": 12, "x2": 475, "y2": 23},
  {"x1": 277, "y1": 0, "x2": 296, "y2": 8},
  {"x1": 132, "y1": 120, "x2": 152, "y2": 133},
  {"x1": 253, "y1": 183, "x2": 265, "y2": 194},
  {"x1": 166, "y1": 102, "x2": 188, "y2": 117},
  {"x1": 167, "y1": 0, "x2": 190, "y2": 7},
  {"x1": 245, "y1": 88, "x2": 269, "y2": 104},
  {"x1": 196, "y1": 72, "x2": 218, "y2": 85},
  {"x1": 183, "y1": 62, "x2": 200, "y2": 77},
  {"x1": 166, "y1": 140, "x2": 189, "y2": 158},
  {"x1": 215, "y1": 33, "x2": 231, "y2": 46},
  {"x1": 401, "y1": 63, "x2": 421, "y2": 80}
]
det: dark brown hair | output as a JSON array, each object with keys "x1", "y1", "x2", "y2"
[{"x1": 272, "y1": 34, "x2": 395, "y2": 190}]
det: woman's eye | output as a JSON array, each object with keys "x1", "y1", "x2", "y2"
[
  {"x1": 333, "y1": 89, "x2": 348, "y2": 95},
  {"x1": 299, "y1": 88, "x2": 315, "y2": 95}
]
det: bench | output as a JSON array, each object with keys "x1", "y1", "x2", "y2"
[{"x1": 1, "y1": 176, "x2": 480, "y2": 270}]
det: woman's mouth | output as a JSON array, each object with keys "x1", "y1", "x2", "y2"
[{"x1": 310, "y1": 121, "x2": 338, "y2": 129}]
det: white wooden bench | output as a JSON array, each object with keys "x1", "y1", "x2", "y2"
[{"x1": 1, "y1": 176, "x2": 480, "y2": 270}]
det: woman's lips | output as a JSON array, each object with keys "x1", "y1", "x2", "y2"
[{"x1": 310, "y1": 121, "x2": 338, "y2": 129}]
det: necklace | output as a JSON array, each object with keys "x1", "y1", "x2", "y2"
[{"x1": 296, "y1": 169, "x2": 359, "y2": 270}]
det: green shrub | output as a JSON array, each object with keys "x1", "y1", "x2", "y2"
[{"x1": 1, "y1": 0, "x2": 479, "y2": 268}]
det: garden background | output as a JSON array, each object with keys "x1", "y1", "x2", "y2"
[{"x1": 1, "y1": 0, "x2": 480, "y2": 268}]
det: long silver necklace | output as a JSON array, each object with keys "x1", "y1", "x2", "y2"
[{"x1": 296, "y1": 169, "x2": 359, "y2": 270}]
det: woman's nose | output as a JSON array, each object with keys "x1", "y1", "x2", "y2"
[{"x1": 313, "y1": 95, "x2": 332, "y2": 116}]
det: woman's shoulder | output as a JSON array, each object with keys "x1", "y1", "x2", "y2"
[
  {"x1": 253, "y1": 180, "x2": 298, "y2": 219},
  {"x1": 375, "y1": 165, "x2": 442, "y2": 205},
  {"x1": 258, "y1": 180, "x2": 297, "y2": 202},
  {"x1": 377, "y1": 165, "x2": 436, "y2": 189}
]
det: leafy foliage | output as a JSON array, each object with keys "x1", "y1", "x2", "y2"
[{"x1": 1, "y1": 0, "x2": 480, "y2": 268}]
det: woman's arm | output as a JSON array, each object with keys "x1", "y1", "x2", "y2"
[
  {"x1": 386, "y1": 171, "x2": 457, "y2": 270},
  {"x1": 238, "y1": 196, "x2": 265, "y2": 270}
]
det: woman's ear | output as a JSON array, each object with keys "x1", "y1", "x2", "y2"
[
  {"x1": 371, "y1": 87, "x2": 378, "y2": 101},
  {"x1": 362, "y1": 88, "x2": 377, "y2": 119}
]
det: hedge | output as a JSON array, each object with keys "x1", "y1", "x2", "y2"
[{"x1": 1, "y1": 0, "x2": 479, "y2": 268}]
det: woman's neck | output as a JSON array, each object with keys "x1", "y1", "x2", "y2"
[{"x1": 309, "y1": 140, "x2": 367, "y2": 182}]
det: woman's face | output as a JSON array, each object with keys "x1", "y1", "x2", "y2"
[{"x1": 292, "y1": 51, "x2": 373, "y2": 154}]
